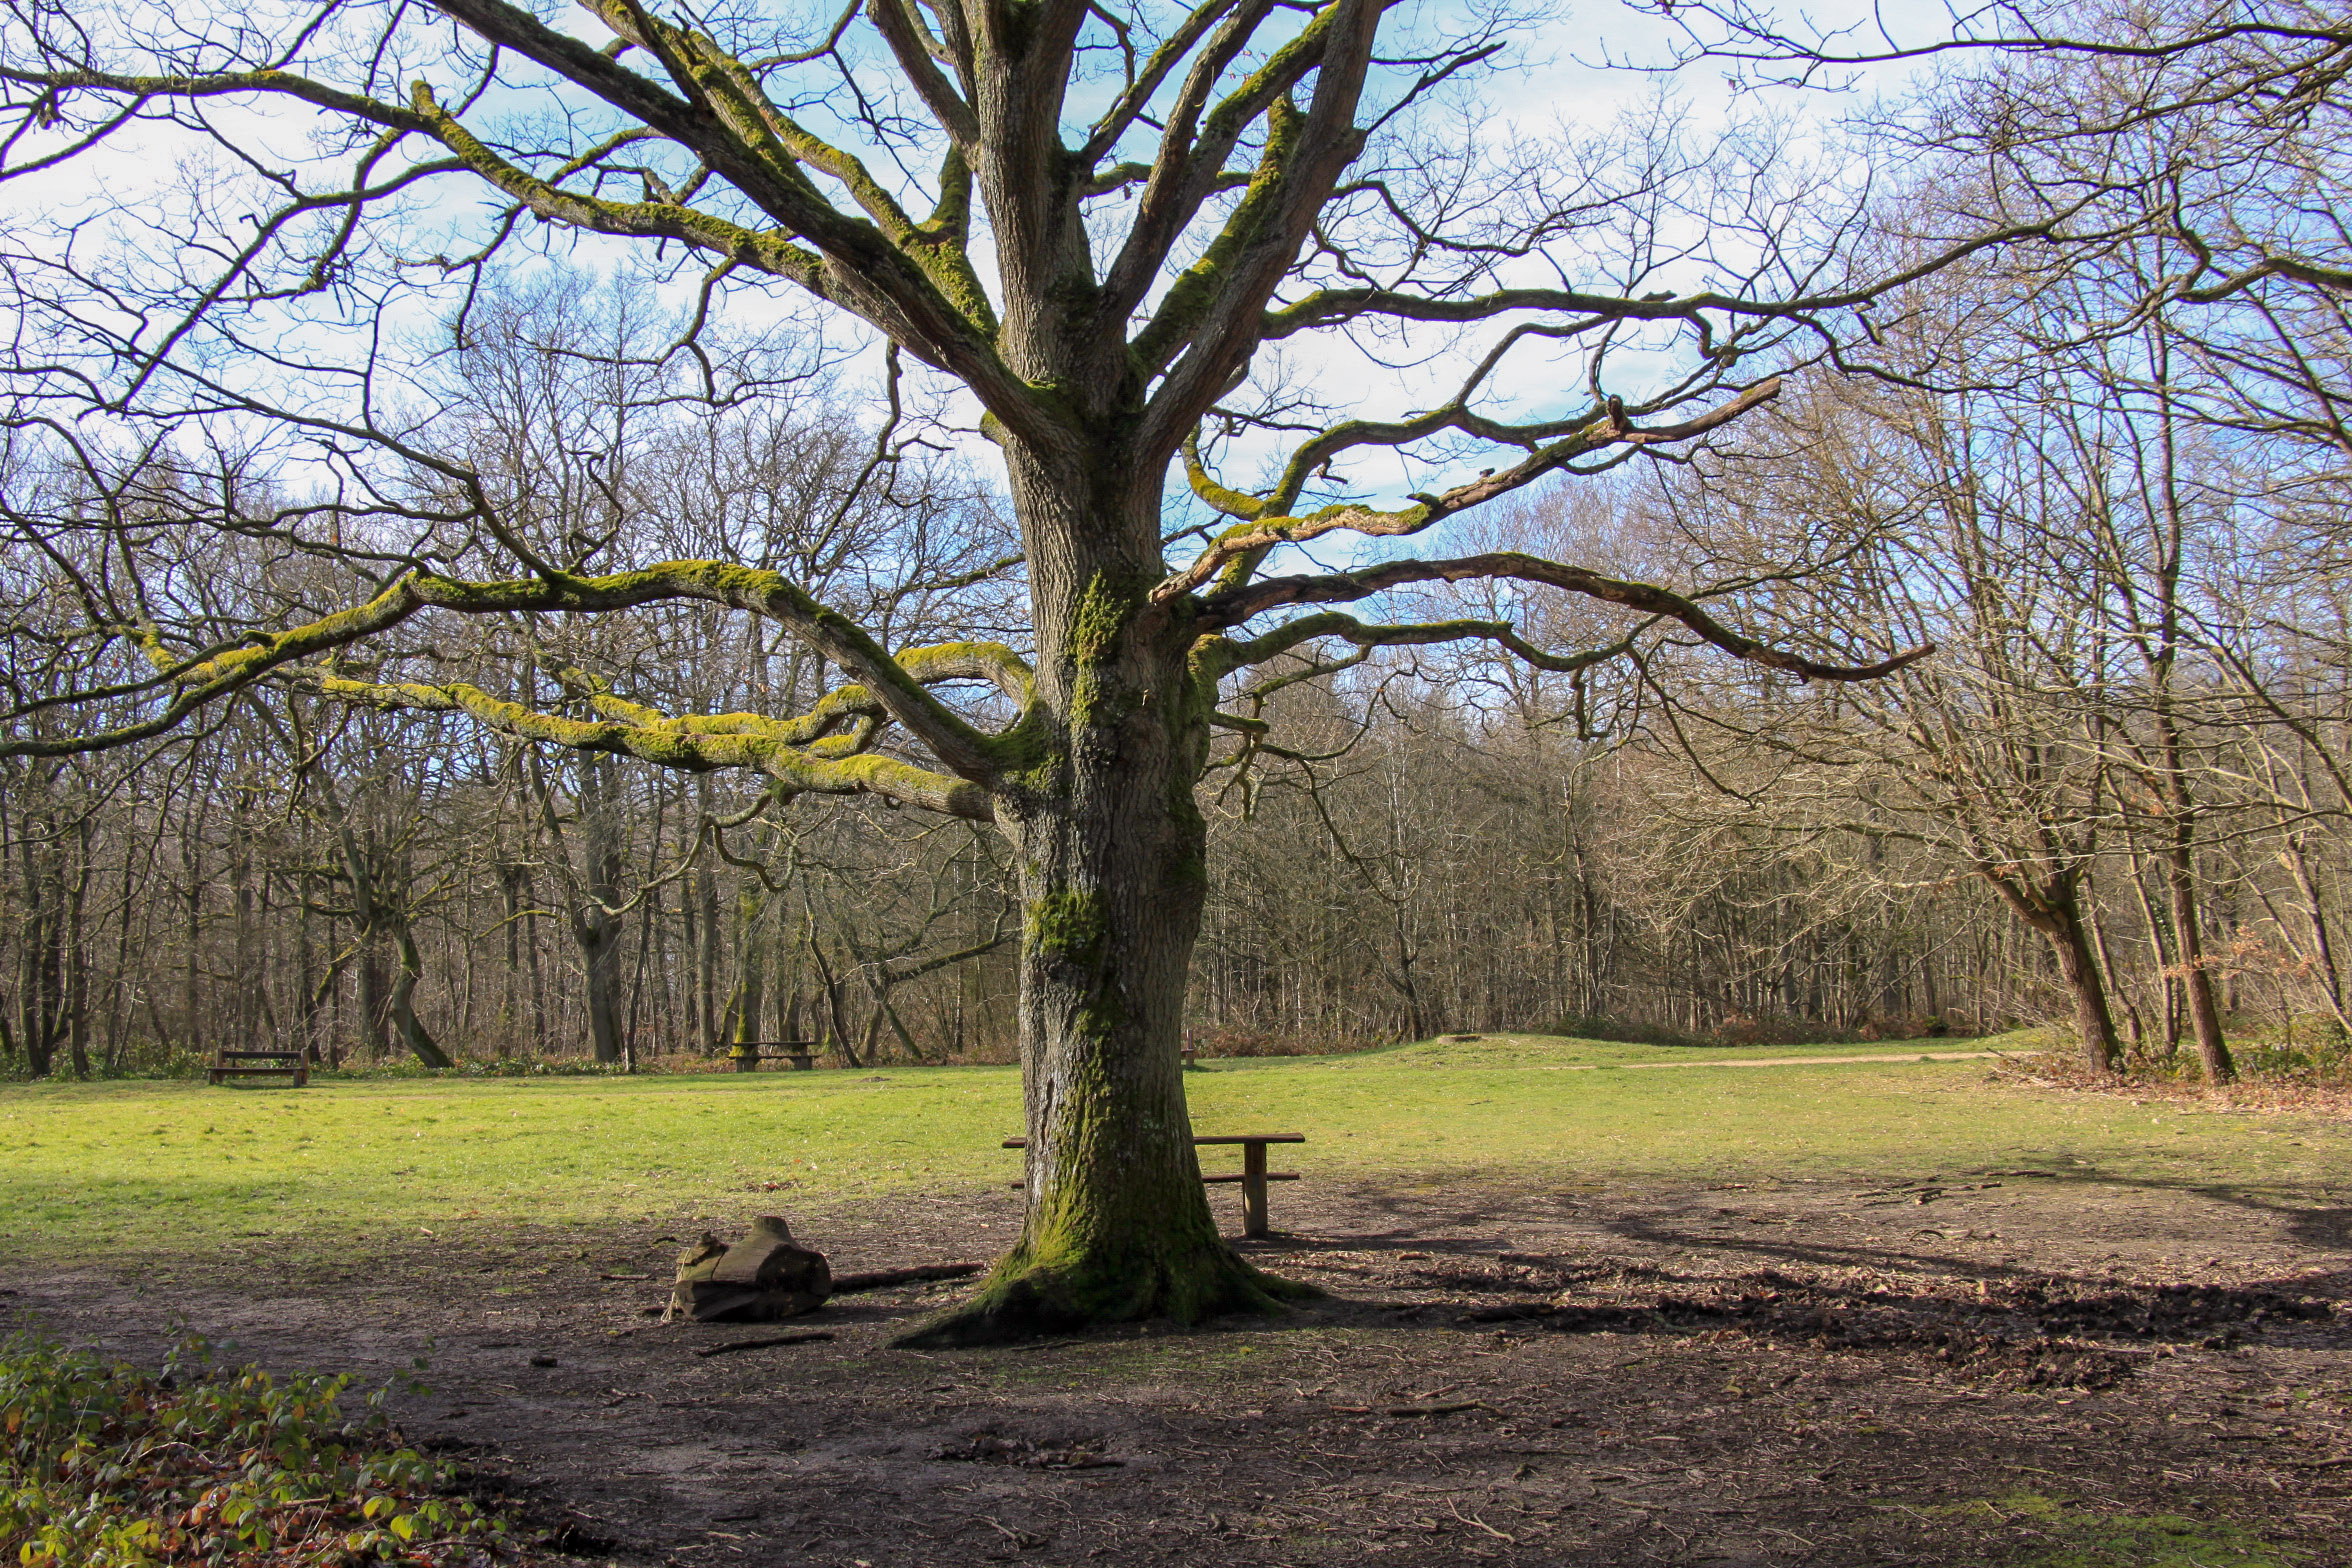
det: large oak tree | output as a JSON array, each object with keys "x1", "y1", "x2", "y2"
[{"x1": 0, "y1": 0, "x2": 2072, "y2": 1341}]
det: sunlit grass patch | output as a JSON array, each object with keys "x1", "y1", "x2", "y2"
[
  {"x1": 1934, "y1": 1490, "x2": 2306, "y2": 1567},
  {"x1": 0, "y1": 1033, "x2": 2337, "y2": 1259}
]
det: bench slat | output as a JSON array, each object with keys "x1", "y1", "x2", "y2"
[{"x1": 1001, "y1": 1133, "x2": 1302, "y2": 1149}]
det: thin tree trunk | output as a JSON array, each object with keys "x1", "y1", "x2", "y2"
[
  {"x1": 2164, "y1": 832, "x2": 2235, "y2": 1083},
  {"x1": 1985, "y1": 872, "x2": 2121, "y2": 1071}
]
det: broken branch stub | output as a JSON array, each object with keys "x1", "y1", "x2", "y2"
[{"x1": 664, "y1": 1215, "x2": 832, "y2": 1323}]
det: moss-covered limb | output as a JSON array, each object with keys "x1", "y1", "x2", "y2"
[
  {"x1": 1155, "y1": 500, "x2": 1427, "y2": 604},
  {"x1": 1179, "y1": 430, "x2": 1266, "y2": 520},
  {"x1": 1161, "y1": 380, "x2": 1797, "y2": 609},
  {"x1": 403, "y1": 83, "x2": 827, "y2": 292},
  {"x1": 405, "y1": 561, "x2": 1004, "y2": 781},
  {"x1": 1201, "y1": 551, "x2": 1935, "y2": 681},
  {"x1": 1076, "y1": 0, "x2": 1248, "y2": 169},
  {"x1": 596, "y1": 2, "x2": 994, "y2": 334},
  {"x1": 1100, "y1": 0, "x2": 1342, "y2": 334},
  {"x1": 303, "y1": 673, "x2": 996, "y2": 819},
  {"x1": 15, "y1": 62, "x2": 435, "y2": 138},
  {"x1": 562, "y1": 639, "x2": 1031, "y2": 735},
  {"x1": 29, "y1": 559, "x2": 1029, "y2": 777},
  {"x1": 912, "y1": 146, "x2": 1001, "y2": 331},
  {"x1": 1125, "y1": 90, "x2": 1305, "y2": 377},
  {"x1": 406, "y1": 0, "x2": 1051, "y2": 444},
  {"x1": 2, "y1": 575, "x2": 442, "y2": 759},
  {"x1": 1133, "y1": 0, "x2": 1382, "y2": 455},
  {"x1": 894, "y1": 640, "x2": 1037, "y2": 704},
  {"x1": 1254, "y1": 342, "x2": 1613, "y2": 517}
]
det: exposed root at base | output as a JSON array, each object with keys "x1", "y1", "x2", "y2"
[{"x1": 891, "y1": 1246, "x2": 1318, "y2": 1348}]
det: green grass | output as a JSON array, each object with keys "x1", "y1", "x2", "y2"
[
  {"x1": 1934, "y1": 1492, "x2": 2307, "y2": 1567},
  {"x1": 1348, "y1": 1028, "x2": 2022, "y2": 1067},
  {"x1": 0, "y1": 1033, "x2": 2338, "y2": 1258}
]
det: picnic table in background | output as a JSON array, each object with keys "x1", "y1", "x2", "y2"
[
  {"x1": 207, "y1": 1049, "x2": 308, "y2": 1087},
  {"x1": 725, "y1": 1041, "x2": 819, "y2": 1072},
  {"x1": 1003, "y1": 1133, "x2": 1303, "y2": 1239}
]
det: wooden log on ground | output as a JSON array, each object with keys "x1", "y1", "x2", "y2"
[{"x1": 664, "y1": 1215, "x2": 832, "y2": 1323}]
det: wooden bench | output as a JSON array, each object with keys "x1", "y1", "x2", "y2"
[
  {"x1": 207, "y1": 1049, "x2": 309, "y2": 1087},
  {"x1": 1003, "y1": 1133, "x2": 1303, "y2": 1239},
  {"x1": 726, "y1": 1041, "x2": 819, "y2": 1072}
]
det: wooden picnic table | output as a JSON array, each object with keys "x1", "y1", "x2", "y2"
[
  {"x1": 207, "y1": 1049, "x2": 309, "y2": 1087},
  {"x1": 726, "y1": 1041, "x2": 819, "y2": 1071},
  {"x1": 1002, "y1": 1133, "x2": 1303, "y2": 1239}
]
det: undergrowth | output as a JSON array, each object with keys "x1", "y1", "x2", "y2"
[
  {"x1": 0, "y1": 1331, "x2": 514, "y2": 1566},
  {"x1": 2000, "y1": 1021, "x2": 2352, "y2": 1090}
]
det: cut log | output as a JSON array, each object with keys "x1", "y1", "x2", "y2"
[{"x1": 663, "y1": 1215, "x2": 831, "y2": 1323}]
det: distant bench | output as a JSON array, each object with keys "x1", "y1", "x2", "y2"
[
  {"x1": 726, "y1": 1041, "x2": 819, "y2": 1072},
  {"x1": 1003, "y1": 1133, "x2": 1302, "y2": 1239},
  {"x1": 208, "y1": 1049, "x2": 308, "y2": 1087}
]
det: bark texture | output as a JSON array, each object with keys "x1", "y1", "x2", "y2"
[{"x1": 898, "y1": 461, "x2": 1303, "y2": 1345}]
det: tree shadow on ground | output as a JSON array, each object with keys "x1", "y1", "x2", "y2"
[{"x1": 1176, "y1": 1171, "x2": 2352, "y2": 1396}]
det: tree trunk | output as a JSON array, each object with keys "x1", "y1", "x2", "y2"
[
  {"x1": 389, "y1": 921, "x2": 454, "y2": 1069},
  {"x1": 2165, "y1": 839, "x2": 2235, "y2": 1084},
  {"x1": 577, "y1": 754, "x2": 629, "y2": 1065},
  {"x1": 2045, "y1": 907, "x2": 2121, "y2": 1073},
  {"x1": 2130, "y1": 851, "x2": 2182, "y2": 1062},
  {"x1": 1987, "y1": 873, "x2": 2120, "y2": 1072},
  {"x1": 578, "y1": 906, "x2": 625, "y2": 1064},
  {"x1": 2283, "y1": 835, "x2": 2349, "y2": 1035},
  {"x1": 2085, "y1": 888, "x2": 2146, "y2": 1054},
  {"x1": 357, "y1": 942, "x2": 391, "y2": 1059},
  {"x1": 900, "y1": 460, "x2": 1301, "y2": 1346},
  {"x1": 63, "y1": 827, "x2": 90, "y2": 1080}
]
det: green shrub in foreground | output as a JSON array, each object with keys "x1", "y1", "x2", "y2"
[{"x1": 0, "y1": 1332, "x2": 509, "y2": 1566}]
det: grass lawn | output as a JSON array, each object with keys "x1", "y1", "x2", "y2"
[{"x1": 0, "y1": 1032, "x2": 2340, "y2": 1258}]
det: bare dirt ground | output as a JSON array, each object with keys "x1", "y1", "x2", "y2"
[{"x1": 9, "y1": 1166, "x2": 2352, "y2": 1567}]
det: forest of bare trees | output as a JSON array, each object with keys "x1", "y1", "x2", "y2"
[
  {"x1": 8, "y1": 265, "x2": 2350, "y2": 1081},
  {"x1": 3, "y1": 0, "x2": 2350, "y2": 1101}
]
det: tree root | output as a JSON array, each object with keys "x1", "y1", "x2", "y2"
[{"x1": 890, "y1": 1240, "x2": 1319, "y2": 1348}]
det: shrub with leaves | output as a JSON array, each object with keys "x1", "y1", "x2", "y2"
[{"x1": 0, "y1": 1331, "x2": 513, "y2": 1566}]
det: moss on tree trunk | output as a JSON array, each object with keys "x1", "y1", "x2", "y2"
[{"x1": 898, "y1": 460, "x2": 1311, "y2": 1346}]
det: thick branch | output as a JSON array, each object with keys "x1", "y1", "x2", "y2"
[
  {"x1": 304, "y1": 673, "x2": 994, "y2": 819},
  {"x1": 1158, "y1": 380, "x2": 1781, "y2": 602},
  {"x1": 3, "y1": 563, "x2": 1009, "y2": 778},
  {"x1": 1202, "y1": 551, "x2": 1933, "y2": 681},
  {"x1": 1203, "y1": 610, "x2": 1642, "y2": 679}
]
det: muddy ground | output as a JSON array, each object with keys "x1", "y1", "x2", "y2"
[{"x1": 10, "y1": 1164, "x2": 2352, "y2": 1566}]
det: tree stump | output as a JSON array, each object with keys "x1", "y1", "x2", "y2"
[{"x1": 664, "y1": 1215, "x2": 832, "y2": 1323}]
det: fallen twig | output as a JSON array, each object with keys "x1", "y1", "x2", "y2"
[
  {"x1": 693, "y1": 1332, "x2": 836, "y2": 1358},
  {"x1": 829, "y1": 1261, "x2": 987, "y2": 1294}
]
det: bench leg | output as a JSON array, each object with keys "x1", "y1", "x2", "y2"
[{"x1": 1242, "y1": 1142, "x2": 1269, "y2": 1239}]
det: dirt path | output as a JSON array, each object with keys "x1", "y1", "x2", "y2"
[
  {"x1": 7, "y1": 1168, "x2": 2349, "y2": 1567},
  {"x1": 1525, "y1": 1049, "x2": 2026, "y2": 1070}
]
